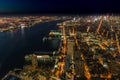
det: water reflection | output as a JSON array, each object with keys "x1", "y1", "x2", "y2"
[
  {"x1": 21, "y1": 27, "x2": 25, "y2": 37},
  {"x1": 10, "y1": 30, "x2": 14, "y2": 38}
]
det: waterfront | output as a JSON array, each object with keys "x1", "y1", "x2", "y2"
[
  {"x1": 2, "y1": 15, "x2": 120, "y2": 79},
  {"x1": 0, "y1": 20, "x2": 63, "y2": 78}
]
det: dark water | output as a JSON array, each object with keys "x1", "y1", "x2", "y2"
[{"x1": 0, "y1": 20, "x2": 63, "y2": 78}]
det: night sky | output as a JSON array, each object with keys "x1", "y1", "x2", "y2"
[{"x1": 0, "y1": 0, "x2": 120, "y2": 14}]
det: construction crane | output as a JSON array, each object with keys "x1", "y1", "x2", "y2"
[{"x1": 96, "y1": 19, "x2": 103, "y2": 34}]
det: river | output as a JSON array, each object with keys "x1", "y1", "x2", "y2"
[{"x1": 0, "y1": 20, "x2": 63, "y2": 77}]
